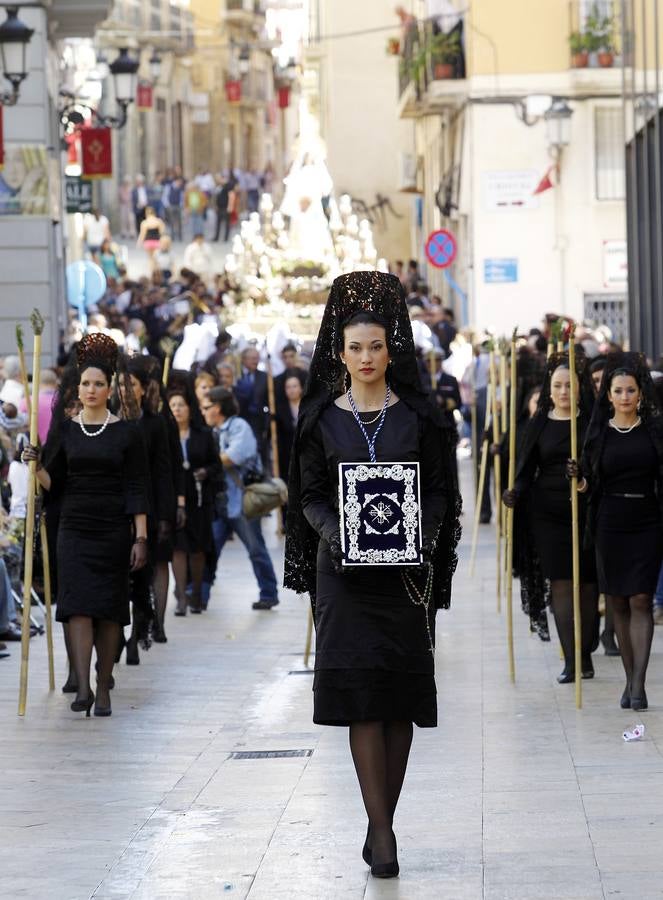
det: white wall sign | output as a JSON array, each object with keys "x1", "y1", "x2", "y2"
[
  {"x1": 482, "y1": 170, "x2": 541, "y2": 211},
  {"x1": 603, "y1": 240, "x2": 628, "y2": 288}
]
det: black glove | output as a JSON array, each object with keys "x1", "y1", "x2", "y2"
[
  {"x1": 328, "y1": 533, "x2": 345, "y2": 575},
  {"x1": 502, "y1": 489, "x2": 518, "y2": 509},
  {"x1": 566, "y1": 458, "x2": 582, "y2": 481},
  {"x1": 176, "y1": 507, "x2": 186, "y2": 530}
]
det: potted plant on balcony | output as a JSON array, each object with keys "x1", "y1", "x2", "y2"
[
  {"x1": 429, "y1": 30, "x2": 461, "y2": 80},
  {"x1": 585, "y1": 5, "x2": 616, "y2": 66},
  {"x1": 386, "y1": 36, "x2": 401, "y2": 56},
  {"x1": 569, "y1": 30, "x2": 589, "y2": 68}
]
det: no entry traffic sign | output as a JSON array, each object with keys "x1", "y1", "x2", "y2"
[{"x1": 425, "y1": 229, "x2": 457, "y2": 269}]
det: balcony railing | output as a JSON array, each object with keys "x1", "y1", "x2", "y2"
[
  {"x1": 568, "y1": 1, "x2": 621, "y2": 69},
  {"x1": 397, "y1": 19, "x2": 465, "y2": 100},
  {"x1": 227, "y1": 0, "x2": 265, "y2": 15}
]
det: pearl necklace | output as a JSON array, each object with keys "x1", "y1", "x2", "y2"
[
  {"x1": 609, "y1": 416, "x2": 641, "y2": 434},
  {"x1": 79, "y1": 409, "x2": 111, "y2": 437}
]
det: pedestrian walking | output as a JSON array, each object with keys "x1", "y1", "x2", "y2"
[
  {"x1": 83, "y1": 208, "x2": 111, "y2": 260},
  {"x1": 136, "y1": 206, "x2": 166, "y2": 274},
  {"x1": 185, "y1": 181, "x2": 208, "y2": 238},
  {"x1": 284, "y1": 271, "x2": 461, "y2": 879},
  {"x1": 503, "y1": 353, "x2": 599, "y2": 683},
  {"x1": 23, "y1": 333, "x2": 149, "y2": 718},
  {"x1": 165, "y1": 177, "x2": 184, "y2": 241},
  {"x1": 167, "y1": 388, "x2": 220, "y2": 615},
  {"x1": 118, "y1": 175, "x2": 136, "y2": 238},
  {"x1": 200, "y1": 387, "x2": 280, "y2": 610},
  {"x1": 213, "y1": 173, "x2": 232, "y2": 242},
  {"x1": 235, "y1": 347, "x2": 270, "y2": 470},
  {"x1": 581, "y1": 354, "x2": 663, "y2": 710},
  {"x1": 131, "y1": 174, "x2": 149, "y2": 233}
]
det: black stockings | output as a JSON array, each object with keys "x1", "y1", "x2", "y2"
[
  {"x1": 550, "y1": 580, "x2": 599, "y2": 670},
  {"x1": 153, "y1": 561, "x2": 169, "y2": 629},
  {"x1": 95, "y1": 620, "x2": 121, "y2": 707},
  {"x1": 349, "y1": 721, "x2": 413, "y2": 863},
  {"x1": 67, "y1": 616, "x2": 120, "y2": 707},
  {"x1": 172, "y1": 550, "x2": 205, "y2": 611},
  {"x1": 609, "y1": 594, "x2": 653, "y2": 699}
]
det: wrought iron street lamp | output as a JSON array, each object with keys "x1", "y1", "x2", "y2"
[
  {"x1": 545, "y1": 97, "x2": 573, "y2": 151},
  {"x1": 149, "y1": 50, "x2": 162, "y2": 84},
  {"x1": 0, "y1": 5, "x2": 34, "y2": 106},
  {"x1": 60, "y1": 47, "x2": 140, "y2": 131}
]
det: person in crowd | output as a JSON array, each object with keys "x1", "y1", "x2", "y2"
[
  {"x1": 284, "y1": 271, "x2": 461, "y2": 879},
  {"x1": 23, "y1": 333, "x2": 149, "y2": 718},
  {"x1": 461, "y1": 340, "x2": 492, "y2": 522},
  {"x1": 581, "y1": 354, "x2": 663, "y2": 711},
  {"x1": 235, "y1": 347, "x2": 270, "y2": 469},
  {"x1": 392, "y1": 259, "x2": 406, "y2": 288},
  {"x1": 168, "y1": 388, "x2": 221, "y2": 615},
  {"x1": 194, "y1": 370, "x2": 217, "y2": 408},
  {"x1": 83, "y1": 209, "x2": 111, "y2": 260},
  {"x1": 165, "y1": 177, "x2": 184, "y2": 241},
  {"x1": 118, "y1": 356, "x2": 174, "y2": 656},
  {"x1": 204, "y1": 330, "x2": 234, "y2": 375},
  {"x1": 503, "y1": 353, "x2": 599, "y2": 683},
  {"x1": 275, "y1": 370, "x2": 305, "y2": 481},
  {"x1": 118, "y1": 175, "x2": 136, "y2": 239},
  {"x1": 99, "y1": 239, "x2": 121, "y2": 280},
  {"x1": 146, "y1": 173, "x2": 164, "y2": 217},
  {"x1": 245, "y1": 168, "x2": 261, "y2": 214},
  {"x1": 0, "y1": 355, "x2": 25, "y2": 410},
  {"x1": 587, "y1": 355, "x2": 619, "y2": 656},
  {"x1": 434, "y1": 308, "x2": 457, "y2": 357},
  {"x1": 17, "y1": 367, "x2": 57, "y2": 444},
  {"x1": 405, "y1": 258, "x2": 420, "y2": 294},
  {"x1": 132, "y1": 174, "x2": 149, "y2": 233},
  {"x1": 214, "y1": 173, "x2": 232, "y2": 243},
  {"x1": 137, "y1": 206, "x2": 167, "y2": 274},
  {"x1": 154, "y1": 234, "x2": 174, "y2": 282},
  {"x1": 433, "y1": 359, "x2": 461, "y2": 482},
  {"x1": 200, "y1": 387, "x2": 280, "y2": 610},
  {"x1": 183, "y1": 233, "x2": 213, "y2": 284},
  {"x1": 217, "y1": 362, "x2": 236, "y2": 390},
  {"x1": 274, "y1": 343, "x2": 308, "y2": 404},
  {"x1": 185, "y1": 181, "x2": 208, "y2": 238}
]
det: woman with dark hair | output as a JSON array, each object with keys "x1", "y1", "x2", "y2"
[
  {"x1": 118, "y1": 356, "x2": 174, "y2": 657},
  {"x1": 285, "y1": 271, "x2": 461, "y2": 879},
  {"x1": 168, "y1": 388, "x2": 220, "y2": 615},
  {"x1": 503, "y1": 353, "x2": 599, "y2": 683},
  {"x1": 23, "y1": 333, "x2": 148, "y2": 717},
  {"x1": 275, "y1": 369, "x2": 306, "y2": 481},
  {"x1": 581, "y1": 354, "x2": 663, "y2": 710}
]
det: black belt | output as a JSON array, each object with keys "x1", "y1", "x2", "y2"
[{"x1": 607, "y1": 493, "x2": 650, "y2": 499}]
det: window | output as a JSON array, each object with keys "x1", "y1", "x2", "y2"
[{"x1": 595, "y1": 106, "x2": 626, "y2": 200}]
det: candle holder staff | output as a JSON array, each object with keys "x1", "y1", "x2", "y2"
[{"x1": 284, "y1": 271, "x2": 461, "y2": 880}]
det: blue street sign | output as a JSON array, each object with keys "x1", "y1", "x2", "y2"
[
  {"x1": 484, "y1": 258, "x2": 518, "y2": 284},
  {"x1": 66, "y1": 260, "x2": 107, "y2": 330}
]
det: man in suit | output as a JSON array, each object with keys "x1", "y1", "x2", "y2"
[
  {"x1": 273, "y1": 343, "x2": 308, "y2": 405},
  {"x1": 234, "y1": 347, "x2": 270, "y2": 470},
  {"x1": 131, "y1": 174, "x2": 148, "y2": 234}
]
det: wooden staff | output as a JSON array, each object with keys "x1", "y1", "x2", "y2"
[
  {"x1": 469, "y1": 381, "x2": 493, "y2": 577},
  {"x1": 266, "y1": 355, "x2": 282, "y2": 536},
  {"x1": 568, "y1": 328, "x2": 582, "y2": 709},
  {"x1": 16, "y1": 323, "x2": 54, "y2": 691},
  {"x1": 18, "y1": 311, "x2": 45, "y2": 716},
  {"x1": 303, "y1": 605, "x2": 314, "y2": 668},
  {"x1": 489, "y1": 349, "x2": 502, "y2": 610},
  {"x1": 162, "y1": 353, "x2": 172, "y2": 387},
  {"x1": 428, "y1": 349, "x2": 437, "y2": 391},
  {"x1": 504, "y1": 329, "x2": 518, "y2": 683},
  {"x1": 470, "y1": 354, "x2": 478, "y2": 493},
  {"x1": 499, "y1": 340, "x2": 509, "y2": 580}
]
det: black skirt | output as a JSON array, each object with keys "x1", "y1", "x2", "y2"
[
  {"x1": 529, "y1": 484, "x2": 596, "y2": 582},
  {"x1": 313, "y1": 544, "x2": 437, "y2": 728},
  {"x1": 595, "y1": 495, "x2": 663, "y2": 595}
]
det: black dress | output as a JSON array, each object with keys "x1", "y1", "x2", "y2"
[
  {"x1": 45, "y1": 419, "x2": 148, "y2": 625},
  {"x1": 516, "y1": 416, "x2": 595, "y2": 581},
  {"x1": 300, "y1": 401, "x2": 447, "y2": 728},
  {"x1": 174, "y1": 426, "x2": 221, "y2": 555},
  {"x1": 595, "y1": 425, "x2": 663, "y2": 595}
]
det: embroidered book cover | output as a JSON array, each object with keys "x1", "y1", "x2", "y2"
[{"x1": 338, "y1": 462, "x2": 423, "y2": 566}]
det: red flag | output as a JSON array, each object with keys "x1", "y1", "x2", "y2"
[
  {"x1": 225, "y1": 80, "x2": 241, "y2": 103},
  {"x1": 136, "y1": 82, "x2": 153, "y2": 110},
  {"x1": 81, "y1": 127, "x2": 112, "y2": 179},
  {"x1": 533, "y1": 164, "x2": 559, "y2": 195}
]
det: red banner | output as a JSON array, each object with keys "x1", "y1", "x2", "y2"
[
  {"x1": 225, "y1": 80, "x2": 241, "y2": 103},
  {"x1": 277, "y1": 86, "x2": 291, "y2": 109},
  {"x1": 81, "y1": 127, "x2": 112, "y2": 179},
  {"x1": 0, "y1": 107, "x2": 3, "y2": 171},
  {"x1": 137, "y1": 82, "x2": 153, "y2": 110}
]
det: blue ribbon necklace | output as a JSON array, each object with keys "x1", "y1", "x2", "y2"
[{"x1": 347, "y1": 386, "x2": 391, "y2": 462}]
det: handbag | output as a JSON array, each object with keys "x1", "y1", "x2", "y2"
[{"x1": 228, "y1": 468, "x2": 288, "y2": 519}]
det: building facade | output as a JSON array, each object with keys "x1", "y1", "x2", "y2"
[{"x1": 397, "y1": 0, "x2": 628, "y2": 337}]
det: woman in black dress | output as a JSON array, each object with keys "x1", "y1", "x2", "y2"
[
  {"x1": 24, "y1": 333, "x2": 149, "y2": 717},
  {"x1": 119, "y1": 356, "x2": 174, "y2": 658},
  {"x1": 168, "y1": 389, "x2": 220, "y2": 615},
  {"x1": 503, "y1": 353, "x2": 599, "y2": 683},
  {"x1": 581, "y1": 355, "x2": 663, "y2": 710},
  {"x1": 275, "y1": 369, "x2": 305, "y2": 481},
  {"x1": 285, "y1": 272, "x2": 461, "y2": 879}
]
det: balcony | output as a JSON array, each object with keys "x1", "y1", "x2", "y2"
[
  {"x1": 568, "y1": 1, "x2": 621, "y2": 70},
  {"x1": 226, "y1": 0, "x2": 266, "y2": 24},
  {"x1": 49, "y1": 0, "x2": 115, "y2": 38},
  {"x1": 396, "y1": 19, "x2": 466, "y2": 116}
]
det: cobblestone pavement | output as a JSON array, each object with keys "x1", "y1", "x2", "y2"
[{"x1": 2, "y1": 460, "x2": 663, "y2": 899}]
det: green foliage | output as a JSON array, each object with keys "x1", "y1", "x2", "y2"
[{"x1": 569, "y1": 6, "x2": 616, "y2": 56}]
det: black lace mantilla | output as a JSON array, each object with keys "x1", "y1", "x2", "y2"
[{"x1": 284, "y1": 270, "x2": 462, "y2": 610}]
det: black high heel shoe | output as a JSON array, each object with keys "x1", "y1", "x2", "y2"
[
  {"x1": 630, "y1": 691, "x2": 648, "y2": 711},
  {"x1": 370, "y1": 830, "x2": 399, "y2": 879},
  {"x1": 620, "y1": 684, "x2": 631, "y2": 709},
  {"x1": 94, "y1": 699, "x2": 112, "y2": 717},
  {"x1": 71, "y1": 692, "x2": 95, "y2": 717},
  {"x1": 362, "y1": 825, "x2": 371, "y2": 866},
  {"x1": 61, "y1": 675, "x2": 78, "y2": 694},
  {"x1": 557, "y1": 667, "x2": 574, "y2": 684}
]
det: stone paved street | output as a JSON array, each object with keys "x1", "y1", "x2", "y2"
[{"x1": 2, "y1": 459, "x2": 663, "y2": 899}]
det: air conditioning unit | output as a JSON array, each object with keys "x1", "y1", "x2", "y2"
[{"x1": 397, "y1": 152, "x2": 422, "y2": 193}]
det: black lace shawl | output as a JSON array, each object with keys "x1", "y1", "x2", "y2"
[
  {"x1": 582, "y1": 352, "x2": 663, "y2": 535},
  {"x1": 283, "y1": 270, "x2": 462, "y2": 610}
]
